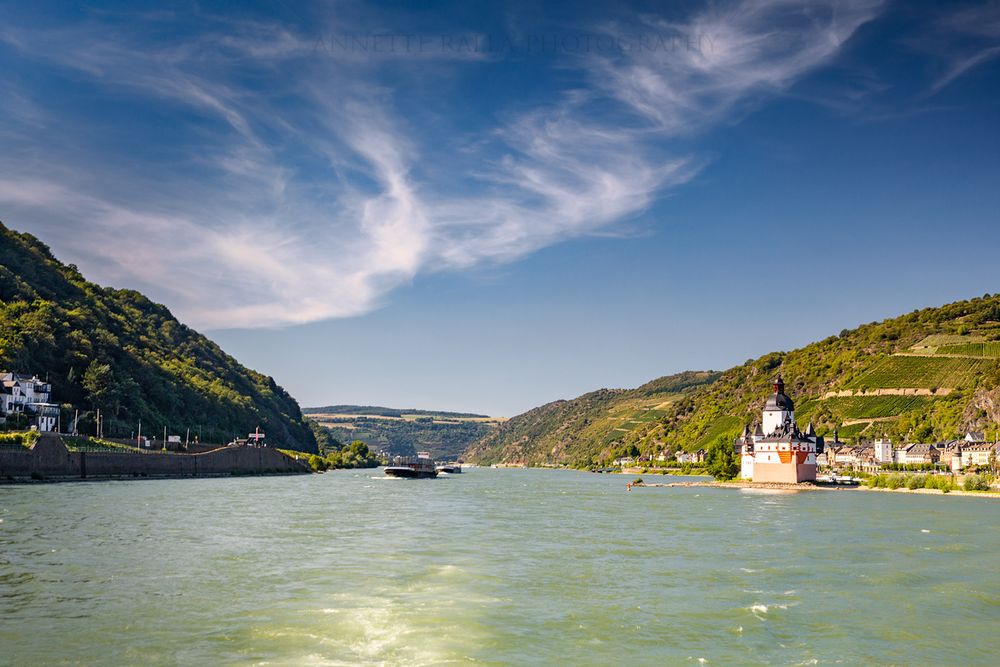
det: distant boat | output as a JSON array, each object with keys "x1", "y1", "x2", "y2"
[
  {"x1": 436, "y1": 463, "x2": 462, "y2": 474},
  {"x1": 818, "y1": 473, "x2": 860, "y2": 486},
  {"x1": 385, "y1": 451, "x2": 438, "y2": 478},
  {"x1": 832, "y1": 475, "x2": 860, "y2": 486}
]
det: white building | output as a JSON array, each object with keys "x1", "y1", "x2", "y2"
[
  {"x1": 895, "y1": 443, "x2": 940, "y2": 465},
  {"x1": 0, "y1": 372, "x2": 59, "y2": 432},
  {"x1": 961, "y1": 442, "x2": 997, "y2": 467},
  {"x1": 735, "y1": 375, "x2": 820, "y2": 483},
  {"x1": 874, "y1": 438, "x2": 893, "y2": 464}
]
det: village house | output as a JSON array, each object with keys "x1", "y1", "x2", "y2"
[
  {"x1": 819, "y1": 442, "x2": 878, "y2": 472},
  {"x1": 817, "y1": 431, "x2": 843, "y2": 467},
  {"x1": 827, "y1": 445, "x2": 854, "y2": 468},
  {"x1": 960, "y1": 442, "x2": 997, "y2": 467},
  {"x1": 0, "y1": 372, "x2": 59, "y2": 432},
  {"x1": 937, "y1": 442, "x2": 962, "y2": 470},
  {"x1": 854, "y1": 445, "x2": 879, "y2": 472},
  {"x1": 671, "y1": 450, "x2": 705, "y2": 464},
  {"x1": 895, "y1": 443, "x2": 940, "y2": 466}
]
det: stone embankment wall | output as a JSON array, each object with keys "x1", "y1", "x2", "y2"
[{"x1": 0, "y1": 433, "x2": 310, "y2": 481}]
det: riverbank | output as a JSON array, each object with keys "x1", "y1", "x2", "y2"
[
  {"x1": 0, "y1": 433, "x2": 310, "y2": 483},
  {"x1": 859, "y1": 485, "x2": 1000, "y2": 499},
  {"x1": 631, "y1": 479, "x2": 1000, "y2": 498},
  {"x1": 620, "y1": 466, "x2": 707, "y2": 476},
  {"x1": 632, "y1": 480, "x2": 838, "y2": 491}
]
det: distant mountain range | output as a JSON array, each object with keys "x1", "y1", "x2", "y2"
[
  {"x1": 304, "y1": 405, "x2": 490, "y2": 419},
  {"x1": 464, "y1": 295, "x2": 1000, "y2": 467},
  {"x1": 0, "y1": 222, "x2": 316, "y2": 451},
  {"x1": 305, "y1": 405, "x2": 502, "y2": 460}
]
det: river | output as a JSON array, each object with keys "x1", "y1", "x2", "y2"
[{"x1": 2, "y1": 468, "x2": 998, "y2": 665}]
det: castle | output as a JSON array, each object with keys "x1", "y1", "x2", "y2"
[{"x1": 735, "y1": 375, "x2": 822, "y2": 483}]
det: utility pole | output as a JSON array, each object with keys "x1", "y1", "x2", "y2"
[
  {"x1": 185, "y1": 427, "x2": 190, "y2": 449},
  {"x1": 137, "y1": 420, "x2": 142, "y2": 448},
  {"x1": 163, "y1": 425, "x2": 167, "y2": 451},
  {"x1": 73, "y1": 409, "x2": 79, "y2": 436},
  {"x1": 96, "y1": 409, "x2": 100, "y2": 438}
]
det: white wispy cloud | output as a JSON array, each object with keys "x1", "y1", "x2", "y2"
[
  {"x1": 925, "y1": 2, "x2": 1000, "y2": 95},
  {"x1": 0, "y1": 0, "x2": 880, "y2": 329}
]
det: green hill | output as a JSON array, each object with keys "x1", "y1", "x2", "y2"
[
  {"x1": 463, "y1": 371, "x2": 720, "y2": 466},
  {"x1": 0, "y1": 222, "x2": 316, "y2": 451},
  {"x1": 464, "y1": 296, "x2": 1000, "y2": 467},
  {"x1": 306, "y1": 405, "x2": 503, "y2": 460}
]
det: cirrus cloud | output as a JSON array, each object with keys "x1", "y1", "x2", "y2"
[{"x1": 0, "y1": 0, "x2": 881, "y2": 328}]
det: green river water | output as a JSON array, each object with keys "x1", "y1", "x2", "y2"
[{"x1": 1, "y1": 468, "x2": 998, "y2": 665}]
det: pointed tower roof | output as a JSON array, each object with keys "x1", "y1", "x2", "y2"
[{"x1": 764, "y1": 374, "x2": 794, "y2": 412}]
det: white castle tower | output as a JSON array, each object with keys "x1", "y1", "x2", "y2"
[
  {"x1": 762, "y1": 375, "x2": 795, "y2": 435},
  {"x1": 736, "y1": 375, "x2": 820, "y2": 483}
]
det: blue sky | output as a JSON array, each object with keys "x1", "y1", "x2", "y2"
[{"x1": 1, "y1": 0, "x2": 999, "y2": 415}]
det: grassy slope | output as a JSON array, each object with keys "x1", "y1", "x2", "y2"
[
  {"x1": 465, "y1": 295, "x2": 1000, "y2": 466},
  {"x1": 0, "y1": 222, "x2": 317, "y2": 451},
  {"x1": 464, "y1": 371, "x2": 721, "y2": 466}
]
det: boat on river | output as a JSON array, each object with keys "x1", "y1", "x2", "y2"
[
  {"x1": 436, "y1": 463, "x2": 462, "y2": 474},
  {"x1": 817, "y1": 473, "x2": 860, "y2": 486},
  {"x1": 384, "y1": 451, "x2": 438, "y2": 478}
]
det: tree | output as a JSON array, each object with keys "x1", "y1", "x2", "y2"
[
  {"x1": 705, "y1": 434, "x2": 739, "y2": 481},
  {"x1": 82, "y1": 361, "x2": 117, "y2": 413},
  {"x1": 348, "y1": 440, "x2": 370, "y2": 458}
]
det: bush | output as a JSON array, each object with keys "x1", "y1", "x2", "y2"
[
  {"x1": 705, "y1": 435, "x2": 738, "y2": 481},
  {"x1": 924, "y1": 475, "x2": 954, "y2": 492},
  {"x1": 963, "y1": 474, "x2": 990, "y2": 491},
  {"x1": 307, "y1": 455, "x2": 329, "y2": 472},
  {"x1": 907, "y1": 474, "x2": 926, "y2": 490},
  {"x1": 0, "y1": 431, "x2": 39, "y2": 447},
  {"x1": 886, "y1": 474, "x2": 903, "y2": 490}
]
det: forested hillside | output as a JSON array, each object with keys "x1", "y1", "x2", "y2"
[
  {"x1": 464, "y1": 372, "x2": 720, "y2": 465},
  {"x1": 0, "y1": 223, "x2": 316, "y2": 451},
  {"x1": 465, "y1": 296, "x2": 1000, "y2": 467}
]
